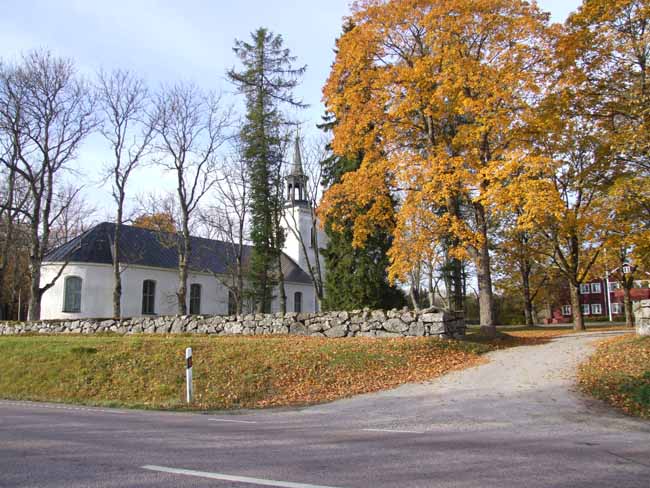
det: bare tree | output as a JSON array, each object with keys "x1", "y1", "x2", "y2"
[
  {"x1": 97, "y1": 69, "x2": 154, "y2": 318},
  {"x1": 0, "y1": 143, "x2": 19, "y2": 314},
  {"x1": 0, "y1": 51, "x2": 96, "y2": 320},
  {"x1": 0, "y1": 151, "x2": 30, "y2": 319},
  {"x1": 48, "y1": 185, "x2": 97, "y2": 247},
  {"x1": 152, "y1": 82, "x2": 230, "y2": 314},
  {"x1": 200, "y1": 149, "x2": 250, "y2": 315}
]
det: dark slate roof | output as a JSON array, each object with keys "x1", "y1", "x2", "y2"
[{"x1": 45, "y1": 222, "x2": 313, "y2": 284}]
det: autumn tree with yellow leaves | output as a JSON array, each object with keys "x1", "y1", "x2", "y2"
[{"x1": 320, "y1": 0, "x2": 552, "y2": 333}]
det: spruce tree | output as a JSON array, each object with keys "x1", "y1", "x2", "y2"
[
  {"x1": 319, "y1": 114, "x2": 405, "y2": 311},
  {"x1": 228, "y1": 28, "x2": 305, "y2": 313}
]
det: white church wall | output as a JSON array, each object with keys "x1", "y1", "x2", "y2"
[
  {"x1": 40, "y1": 262, "x2": 317, "y2": 320},
  {"x1": 40, "y1": 263, "x2": 115, "y2": 319},
  {"x1": 284, "y1": 281, "x2": 317, "y2": 313}
]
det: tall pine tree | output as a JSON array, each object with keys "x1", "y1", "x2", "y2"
[{"x1": 228, "y1": 28, "x2": 305, "y2": 313}]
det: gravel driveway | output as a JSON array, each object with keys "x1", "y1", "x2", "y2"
[{"x1": 294, "y1": 330, "x2": 638, "y2": 427}]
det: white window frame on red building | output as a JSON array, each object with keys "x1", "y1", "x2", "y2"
[
  {"x1": 590, "y1": 282, "x2": 601, "y2": 294},
  {"x1": 611, "y1": 302, "x2": 623, "y2": 314},
  {"x1": 562, "y1": 305, "x2": 571, "y2": 316},
  {"x1": 591, "y1": 303, "x2": 602, "y2": 315}
]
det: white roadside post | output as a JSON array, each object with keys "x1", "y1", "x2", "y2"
[{"x1": 185, "y1": 347, "x2": 193, "y2": 404}]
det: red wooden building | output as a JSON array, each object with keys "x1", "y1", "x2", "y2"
[{"x1": 546, "y1": 276, "x2": 650, "y2": 324}]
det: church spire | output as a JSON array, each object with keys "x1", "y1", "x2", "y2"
[
  {"x1": 285, "y1": 130, "x2": 308, "y2": 206},
  {"x1": 291, "y1": 131, "x2": 305, "y2": 177}
]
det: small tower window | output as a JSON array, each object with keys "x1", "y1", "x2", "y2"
[
  {"x1": 294, "y1": 291, "x2": 303, "y2": 313},
  {"x1": 63, "y1": 276, "x2": 82, "y2": 313}
]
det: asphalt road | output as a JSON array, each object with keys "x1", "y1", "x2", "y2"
[{"x1": 1, "y1": 330, "x2": 649, "y2": 488}]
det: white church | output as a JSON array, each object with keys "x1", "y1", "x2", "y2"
[{"x1": 39, "y1": 138, "x2": 327, "y2": 320}]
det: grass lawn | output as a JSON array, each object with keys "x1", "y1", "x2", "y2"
[
  {"x1": 0, "y1": 334, "x2": 493, "y2": 411},
  {"x1": 578, "y1": 334, "x2": 650, "y2": 419}
]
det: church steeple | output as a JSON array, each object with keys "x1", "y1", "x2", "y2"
[
  {"x1": 286, "y1": 132, "x2": 308, "y2": 206},
  {"x1": 291, "y1": 131, "x2": 305, "y2": 177}
]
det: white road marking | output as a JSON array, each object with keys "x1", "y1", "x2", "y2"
[
  {"x1": 0, "y1": 400, "x2": 125, "y2": 414},
  {"x1": 361, "y1": 428, "x2": 424, "y2": 434},
  {"x1": 209, "y1": 418, "x2": 258, "y2": 424},
  {"x1": 141, "y1": 465, "x2": 345, "y2": 488}
]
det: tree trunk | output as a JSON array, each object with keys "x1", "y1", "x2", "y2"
[
  {"x1": 445, "y1": 194, "x2": 465, "y2": 313},
  {"x1": 177, "y1": 226, "x2": 190, "y2": 315},
  {"x1": 236, "y1": 256, "x2": 244, "y2": 315},
  {"x1": 28, "y1": 257, "x2": 42, "y2": 321},
  {"x1": 570, "y1": 283, "x2": 585, "y2": 331},
  {"x1": 521, "y1": 260, "x2": 535, "y2": 326},
  {"x1": 624, "y1": 284, "x2": 634, "y2": 328},
  {"x1": 112, "y1": 209, "x2": 123, "y2": 319},
  {"x1": 474, "y1": 203, "x2": 495, "y2": 335},
  {"x1": 178, "y1": 257, "x2": 188, "y2": 315},
  {"x1": 277, "y1": 253, "x2": 286, "y2": 314},
  {"x1": 409, "y1": 286, "x2": 420, "y2": 312},
  {"x1": 112, "y1": 248, "x2": 122, "y2": 319}
]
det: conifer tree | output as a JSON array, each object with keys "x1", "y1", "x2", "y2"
[
  {"x1": 319, "y1": 114, "x2": 405, "y2": 311},
  {"x1": 228, "y1": 28, "x2": 305, "y2": 312}
]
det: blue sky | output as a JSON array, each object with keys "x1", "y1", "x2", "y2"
[{"x1": 0, "y1": 0, "x2": 582, "y2": 217}]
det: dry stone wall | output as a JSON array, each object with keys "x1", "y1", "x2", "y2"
[
  {"x1": 633, "y1": 300, "x2": 650, "y2": 336},
  {"x1": 0, "y1": 308, "x2": 465, "y2": 339}
]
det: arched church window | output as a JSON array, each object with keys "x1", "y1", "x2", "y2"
[{"x1": 63, "y1": 276, "x2": 82, "y2": 313}]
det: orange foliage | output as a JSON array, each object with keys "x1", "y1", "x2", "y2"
[
  {"x1": 320, "y1": 0, "x2": 552, "y2": 283},
  {"x1": 133, "y1": 213, "x2": 177, "y2": 233}
]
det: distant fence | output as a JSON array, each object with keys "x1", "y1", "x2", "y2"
[{"x1": 0, "y1": 308, "x2": 466, "y2": 338}]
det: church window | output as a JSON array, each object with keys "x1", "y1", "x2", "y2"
[
  {"x1": 294, "y1": 291, "x2": 303, "y2": 313},
  {"x1": 63, "y1": 276, "x2": 82, "y2": 313},
  {"x1": 142, "y1": 280, "x2": 156, "y2": 315},
  {"x1": 189, "y1": 283, "x2": 202, "y2": 315}
]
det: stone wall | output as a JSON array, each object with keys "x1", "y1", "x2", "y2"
[
  {"x1": 633, "y1": 301, "x2": 650, "y2": 336},
  {"x1": 0, "y1": 308, "x2": 465, "y2": 339}
]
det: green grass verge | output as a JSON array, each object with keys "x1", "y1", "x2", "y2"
[
  {"x1": 0, "y1": 334, "x2": 492, "y2": 411},
  {"x1": 578, "y1": 334, "x2": 650, "y2": 419}
]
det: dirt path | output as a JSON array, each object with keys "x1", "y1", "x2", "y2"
[{"x1": 299, "y1": 330, "x2": 644, "y2": 431}]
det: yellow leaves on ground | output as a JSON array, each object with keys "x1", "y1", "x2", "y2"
[{"x1": 578, "y1": 334, "x2": 650, "y2": 419}]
